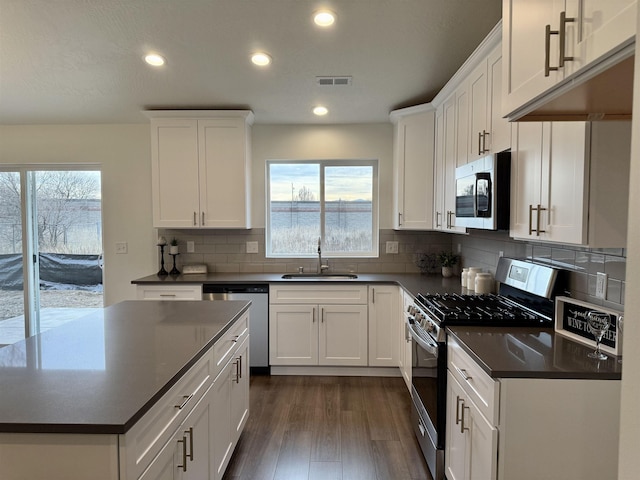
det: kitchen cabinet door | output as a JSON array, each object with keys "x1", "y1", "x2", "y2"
[
  {"x1": 269, "y1": 304, "x2": 318, "y2": 365},
  {"x1": 391, "y1": 107, "x2": 436, "y2": 230},
  {"x1": 443, "y1": 95, "x2": 466, "y2": 233},
  {"x1": 230, "y1": 337, "x2": 250, "y2": 442},
  {"x1": 212, "y1": 360, "x2": 234, "y2": 480},
  {"x1": 486, "y1": 45, "x2": 511, "y2": 154},
  {"x1": 137, "y1": 428, "x2": 185, "y2": 480},
  {"x1": 502, "y1": 0, "x2": 636, "y2": 120},
  {"x1": 368, "y1": 285, "x2": 399, "y2": 367},
  {"x1": 511, "y1": 120, "x2": 630, "y2": 247},
  {"x1": 198, "y1": 117, "x2": 252, "y2": 228},
  {"x1": 319, "y1": 304, "x2": 368, "y2": 366},
  {"x1": 456, "y1": 83, "x2": 471, "y2": 166},
  {"x1": 445, "y1": 372, "x2": 469, "y2": 480},
  {"x1": 433, "y1": 105, "x2": 446, "y2": 230},
  {"x1": 151, "y1": 119, "x2": 201, "y2": 228}
]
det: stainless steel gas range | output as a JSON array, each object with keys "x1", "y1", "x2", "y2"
[{"x1": 405, "y1": 257, "x2": 565, "y2": 480}]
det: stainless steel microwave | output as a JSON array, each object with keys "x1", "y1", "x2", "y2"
[{"x1": 454, "y1": 151, "x2": 511, "y2": 230}]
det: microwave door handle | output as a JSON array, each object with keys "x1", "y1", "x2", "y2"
[{"x1": 475, "y1": 174, "x2": 492, "y2": 216}]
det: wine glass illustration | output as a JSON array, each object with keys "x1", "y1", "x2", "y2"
[{"x1": 586, "y1": 311, "x2": 611, "y2": 360}]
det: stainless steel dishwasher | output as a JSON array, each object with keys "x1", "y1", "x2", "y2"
[{"x1": 202, "y1": 284, "x2": 269, "y2": 374}]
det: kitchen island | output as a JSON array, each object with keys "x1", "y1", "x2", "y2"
[{"x1": 0, "y1": 300, "x2": 251, "y2": 480}]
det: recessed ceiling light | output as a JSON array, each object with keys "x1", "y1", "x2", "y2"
[
  {"x1": 144, "y1": 53, "x2": 166, "y2": 67},
  {"x1": 251, "y1": 52, "x2": 272, "y2": 66},
  {"x1": 314, "y1": 10, "x2": 336, "y2": 27},
  {"x1": 313, "y1": 106, "x2": 329, "y2": 116}
]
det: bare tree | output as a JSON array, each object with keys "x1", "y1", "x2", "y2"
[{"x1": 296, "y1": 185, "x2": 315, "y2": 202}]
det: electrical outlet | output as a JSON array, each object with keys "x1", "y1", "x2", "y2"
[
  {"x1": 595, "y1": 272, "x2": 608, "y2": 299},
  {"x1": 457, "y1": 243, "x2": 462, "y2": 253},
  {"x1": 186, "y1": 241, "x2": 195, "y2": 253},
  {"x1": 246, "y1": 241, "x2": 259, "y2": 254},
  {"x1": 499, "y1": 251, "x2": 504, "y2": 258},
  {"x1": 386, "y1": 241, "x2": 399, "y2": 254},
  {"x1": 115, "y1": 242, "x2": 128, "y2": 254}
]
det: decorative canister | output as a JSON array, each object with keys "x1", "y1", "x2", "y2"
[
  {"x1": 466, "y1": 267, "x2": 482, "y2": 291},
  {"x1": 474, "y1": 273, "x2": 494, "y2": 294},
  {"x1": 461, "y1": 268, "x2": 469, "y2": 287}
]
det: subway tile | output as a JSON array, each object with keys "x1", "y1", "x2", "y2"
[
  {"x1": 605, "y1": 255, "x2": 626, "y2": 281},
  {"x1": 606, "y1": 278, "x2": 622, "y2": 305},
  {"x1": 587, "y1": 253, "x2": 605, "y2": 274}
]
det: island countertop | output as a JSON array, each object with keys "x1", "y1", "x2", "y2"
[
  {"x1": 447, "y1": 326, "x2": 622, "y2": 380},
  {"x1": 0, "y1": 300, "x2": 250, "y2": 434}
]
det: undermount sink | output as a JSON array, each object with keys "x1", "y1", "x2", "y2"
[{"x1": 281, "y1": 273, "x2": 358, "y2": 279}]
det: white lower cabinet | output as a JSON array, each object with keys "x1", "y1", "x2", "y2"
[
  {"x1": 136, "y1": 284, "x2": 202, "y2": 301},
  {"x1": 269, "y1": 303, "x2": 368, "y2": 366},
  {"x1": 446, "y1": 335, "x2": 621, "y2": 480},
  {"x1": 445, "y1": 372, "x2": 497, "y2": 480},
  {"x1": 368, "y1": 285, "x2": 399, "y2": 367},
  {"x1": 269, "y1": 284, "x2": 400, "y2": 369}
]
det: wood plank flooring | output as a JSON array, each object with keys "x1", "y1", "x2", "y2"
[{"x1": 223, "y1": 375, "x2": 433, "y2": 480}]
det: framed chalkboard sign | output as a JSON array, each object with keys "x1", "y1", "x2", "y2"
[{"x1": 554, "y1": 296, "x2": 623, "y2": 356}]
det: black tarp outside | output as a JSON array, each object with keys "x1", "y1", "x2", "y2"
[{"x1": 0, "y1": 253, "x2": 102, "y2": 291}]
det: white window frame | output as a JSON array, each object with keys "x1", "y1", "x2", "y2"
[{"x1": 266, "y1": 159, "x2": 379, "y2": 258}]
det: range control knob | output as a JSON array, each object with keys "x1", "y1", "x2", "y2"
[{"x1": 425, "y1": 322, "x2": 436, "y2": 333}]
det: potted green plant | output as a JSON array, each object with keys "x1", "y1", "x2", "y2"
[
  {"x1": 437, "y1": 251, "x2": 459, "y2": 277},
  {"x1": 169, "y1": 237, "x2": 179, "y2": 255}
]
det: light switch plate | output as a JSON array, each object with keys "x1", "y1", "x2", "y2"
[
  {"x1": 386, "y1": 241, "x2": 399, "y2": 254},
  {"x1": 596, "y1": 272, "x2": 608, "y2": 299},
  {"x1": 115, "y1": 242, "x2": 128, "y2": 254},
  {"x1": 246, "y1": 241, "x2": 259, "y2": 254},
  {"x1": 186, "y1": 241, "x2": 195, "y2": 253}
]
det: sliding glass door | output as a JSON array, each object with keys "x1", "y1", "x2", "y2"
[{"x1": 0, "y1": 168, "x2": 103, "y2": 346}]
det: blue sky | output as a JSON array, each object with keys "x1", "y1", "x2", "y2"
[{"x1": 269, "y1": 163, "x2": 373, "y2": 201}]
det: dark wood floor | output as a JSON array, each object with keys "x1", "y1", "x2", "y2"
[{"x1": 223, "y1": 375, "x2": 433, "y2": 480}]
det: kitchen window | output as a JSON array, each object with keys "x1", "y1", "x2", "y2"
[{"x1": 266, "y1": 160, "x2": 379, "y2": 258}]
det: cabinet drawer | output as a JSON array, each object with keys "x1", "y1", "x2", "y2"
[
  {"x1": 270, "y1": 285, "x2": 368, "y2": 304},
  {"x1": 120, "y1": 348, "x2": 215, "y2": 479},
  {"x1": 136, "y1": 284, "x2": 202, "y2": 300},
  {"x1": 448, "y1": 337, "x2": 499, "y2": 425},
  {"x1": 213, "y1": 311, "x2": 249, "y2": 377}
]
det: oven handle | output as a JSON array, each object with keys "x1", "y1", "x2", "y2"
[{"x1": 406, "y1": 317, "x2": 439, "y2": 356}]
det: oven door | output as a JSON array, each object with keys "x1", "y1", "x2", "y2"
[{"x1": 407, "y1": 319, "x2": 446, "y2": 480}]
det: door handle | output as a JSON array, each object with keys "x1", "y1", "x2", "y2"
[{"x1": 558, "y1": 11, "x2": 575, "y2": 68}]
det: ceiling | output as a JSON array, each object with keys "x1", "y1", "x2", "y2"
[{"x1": 0, "y1": 0, "x2": 502, "y2": 125}]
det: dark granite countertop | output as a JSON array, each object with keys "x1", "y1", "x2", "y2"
[
  {"x1": 447, "y1": 326, "x2": 622, "y2": 380},
  {"x1": 0, "y1": 300, "x2": 250, "y2": 434},
  {"x1": 131, "y1": 272, "x2": 464, "y2": 299}
]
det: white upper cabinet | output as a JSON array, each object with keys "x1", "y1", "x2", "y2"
[
  {"x1": 502, "y1": 0, "x2": 637, "y2": 120},
  {"x1": 391, "y1": 105, "x2": 436, "y2": 230},
  {"x1": 510, "y1": 120, "x2": 630, "y2": 246},
  {"x1": 148, "y1": 111, "x2": 254, "y2": 229}
]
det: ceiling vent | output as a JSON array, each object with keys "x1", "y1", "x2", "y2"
[{"x1": 316, "y1": 76, "x2": 352, "y2": 86}]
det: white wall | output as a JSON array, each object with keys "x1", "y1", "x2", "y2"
[
  {"x1": 0, "y1": 125, "x2": 155, "y2": 305},
  {"x1": 251, "y1": 124, "x2": 394, "y2": 228}
]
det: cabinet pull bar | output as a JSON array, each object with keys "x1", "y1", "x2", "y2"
[
  {"x1": 239, "y1": 355, "x2": 242, "y2": 379},
  {"x1": 175, "y1": 394, "x2": 194, "y2": 410},
  {"x1": 185, "y1": 427, "x2": 194, "y2": 461},
  {"x1": 321, "y1": 307, "x2": 324, "y2": 323},
  {"x1": 177, "y1": 437, "x2": 188, "y2": 472},
  {"x1": 201, "y1": 211, "x2": 205, "y2": 226},
  {"x1": 436, "y1": 211, "x2": 441, "y2": 228},
  {"x1": 159, "y1": 294, "x2": 177, "y2": 297},
  {"x1": 454, "y1": 364, "x2": 472, "y2": 381},
  {"x1": 398, "y1": 212, "x2": 402, "y2": 226},
  {"x1": 528, "y1": 204, "x2": 535, "y2": 235},
  {"x1": 559, "y1": 12, "x2": 575, "y2": 67},
  {"x1": 544, "y1": 24, "x2": 559, "y2": 77},
  {"x1": 461, "y1": 405, "x2": 470, "y2": 433},
  {"x1": 312, "y1": 307, "x2": 315, "y2": 323},
  {"x1": 235, "y1": 359, "x2": 241, "y2": 383},
  {"x1": 455, "y1": 396, "x2": 463, "y2": 425},
  {"x1": 482, "y1": 130, "x2": 490, "y2": 153},
  {"x1": 372, "y1": 288, "x2": 375, "y2": 304},
  {"x1": 193, "y1": 211, "x2": 197, "y2": 226},
  {"x1": 536, "y1": 204, "x2": 547, "y2": 235},
  {"x1": 478, "y1": 131, "x2": 483, "y2": 156}
]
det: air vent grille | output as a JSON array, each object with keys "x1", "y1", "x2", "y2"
[{"x1": 316, "y1": 76, "x2": 352, "y2": 86}]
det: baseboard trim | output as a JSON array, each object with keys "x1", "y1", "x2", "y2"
[{"x1": 269, "y1": 366, "x2": 402, "y2": 377}]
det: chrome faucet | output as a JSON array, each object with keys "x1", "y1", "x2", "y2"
[{"x1": 317, "y1": 237, "x2": 329, "y2": 274}]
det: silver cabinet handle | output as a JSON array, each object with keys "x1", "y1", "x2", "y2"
[
  {"x1": 436, "y1": 211, "x2": 442, "y2": 228},
  {"x1": 454, "y1": 364, "x2": 472, "y2": 381},
  {"x1": 398, "y1": 212, "x2": 403, "y2": 226},
  {"x1": 175, "y1": 394, "x2": 194, "y2": 410},
  {"x1": 159, "y1": 294, "x2": 177, "y2": 297},
  {"x1": 371, "y1": 288, "x2": 375, "y2": 304},
  {"x1": 321, "y1": 307, "x2": 325, "y2": 323},
  {"x1": 455, "y1": 395, "x2": 464, "y2": 425},
  {"x1": 544, "y1": 24, "x2": 560, "y2": 76},
  {"x1": 312, "y1": 307, "x2": 316, "y2": 323},
  {"x1": 461, "y1": 404, "x2": 470, "y2": 433},
  {"x1": 234, "y1": 358, "x2": 241, "y2": 383},
  {"x1": 558, "y1": 11, "x2": 575, "y2": 68},
  {"x1": 528, "y1": 204, "x2": 534, "y2": 235},
  {"x1": 239, "y1": 355, "x2": 242, "y2": 379},
  {"x1": 536, "y1": 204, "x2": 547, "y2": 235},
  {"x1": 481, "y1": 130, "x2": 490, "y2": 154},
  {"x1": 177, "y1": 436, "x2": 188, "y2": 472},
  {"x1": 193, "y1": 211, "x2": 197, "y2": 226},
  {"x1": 184, "y1": 426, "x2": 194, "y2": 461},
  {"x1": 201, "y1": 211, "x2": 205, "y2": 226}
]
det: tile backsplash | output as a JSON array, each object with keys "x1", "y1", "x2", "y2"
[{"x1": 159, "y1": 228, "x2": 625, "y2": 310}]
